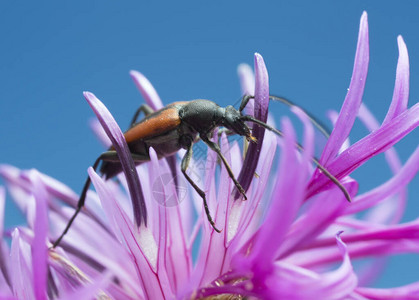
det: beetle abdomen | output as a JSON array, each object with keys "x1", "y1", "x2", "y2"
[
  {"x1": 101, "y1": 102, "x2": 198, "y2": 180},
  {"x1": 124, "y1": 102, "x2": 187, "y2": 143}
]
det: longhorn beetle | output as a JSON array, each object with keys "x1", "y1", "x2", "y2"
[{"x1": 52, "y1": 95, "x2": 351, "y2": 248}]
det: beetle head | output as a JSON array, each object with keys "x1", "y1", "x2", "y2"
[{"x1": 223, "y1": 106, "x2": 257, "y2": 143}]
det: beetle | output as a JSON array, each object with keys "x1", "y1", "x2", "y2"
[{"x1": 52, "y1": 95, "x2": 350, "y2": 248}]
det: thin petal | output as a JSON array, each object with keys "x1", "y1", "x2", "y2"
[
  {"x1": 29, "y1": 172, "x2": 48, "y2": 300},
  {"x1": 0, "y1": 187, "x2": 10, "y2": 288},
  {"x1": 308, "y1": 102, "x2": 419, "y2": 198},
  {"x1": 129, "y1": 70, "x2": 164, "y2": 110},
  {"x1": 11, "y1": 229, "x2": 34, "y2": 300},
  {"x1": 50, "y1": 206, "x2": 141, "y2": 297},
  {"x1": 250, "y1": 118, "x2": 306, "y2": 264},
  {"x1": 235, "y1": 53, "x2": 270, "y2": 198},
  {"x1": 357, "y1": 103, "x2": 406, "y2": 223},
  {"x1": 299, "y1": 237, "x2": 419, "y2": 269},
  {"x1": 88, "y1": 168, "x2": 173, "y2": 299},
  {"x1": 84, "y1": 91, "x2": 147, "y2": 227},
  {"x1": 320, "y1": 12, "x2": 369, "y2": 164},
  {"x1": 238, "y1": 63, "x2": 255, "y2": 96},
  {"x1": 301, "y1": 219, "x2": 419, "y2": 251},
  {"x1": 0, "y1": 187, "x2": 5, "y2": 238},
  {"x1": 237, "y1": 63, "x2": 255, "y2": 116},
  {"x1": 358, "y1": 103, "x2": 403, "y2": 174},
  {"x1": 278, "y1": 180, "x2": 357, "y2": 259},
  {"x1": 59, "y1": 271, "x2": 113, "y2": 300},
  {"x1": 233, "y1": 130, "x2": 276, "y2": 244},
  {"x1": 356, "y1": 281, "x2": 419, "y2": 300},
  {"x1": 288, "y1": 233, "x2": 357, "y2": 299},
  {"x1": 194, "y1": 132, "x2": 231, "y2": 286},
  {"x1": 383, "y1": 35, "x2": 410, "y2": 125},
  {"x1": 0, "y1": 165, "x2": 37, "y2": 216},
  {"x1": 327, "y1": 110, "x2": 350, "y2": 153},
  {"x1": 292, "y1": 106, "x2": 315, "y2": 167},
  {"x1": 89, "y1": 118, "x2": 112, "y2": 148},
  {"x1": 148, "y1": 147, "x2": 191, "y2": 293},
  {"x1": 236, "y1": 233, "x2": 357, "y2": 299},
  {"x1": 186, "y1": 134, "x2": 220, "y2": 292},
  {"x1": 344, "y1": 145, "x2": 419, "y2": 215}
]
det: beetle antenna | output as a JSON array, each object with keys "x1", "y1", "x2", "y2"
[
  {"x1": 239, "y1": 95, "x2": 331, "y2": 138},
  {"x1": 242, "y1": 115, "x2": 351, "y2": 202},
  {"x1": 268, "y1": 95, "x2": 331, "y2": 138}
]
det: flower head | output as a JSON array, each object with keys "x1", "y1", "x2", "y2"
[{"x1": 1, "y1": 11, "x2": 419, "y2": 300}]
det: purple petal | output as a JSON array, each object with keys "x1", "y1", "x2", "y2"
[
  {"x1": 89, "y1": 118, "x2": 112, "y2": 148},
  {"x1": 238, "y1": 63, "x2": 255, "y2": 96},
  {"x1": 203, "y1": 132, "x2": 218, "y2": 227},
  {"x1": 233, "y1": 131, "x2": 276, "y2": 243},
  {"x1": 194, "y1": 133, "x2": 231, "y2": 286},
  {"x1": 59, "y1": 272, "x2": 113, "y2": 300},
  {"x1": 308, "y1": 102, "x2": 419, "y2": 198},
  {"x1": 88, "y1": 168, "x2": 173, "y2": 299},
  {"x1": 50, "y1": 203, "x2": 141, "y2": 295},
  {"x1": 217, "y1": 132, "x2": 234, "y2": 232},
  {"x1": 249, "y1": 118, "x2": 307, "y2": 264},
  {"x1": 344, "y1": 145, "x2": 419, "y2": 215},
  {"x1": 382, "y1": 35, "x2": 410, "y2": 125},
  {"x1": 356, "y1": 281, "x2": 419, "y2": 300},
  {"x1": 129, "y1": 70, "x2": 164, "y2": 110},
  {"x1": 239, "y1": 233, "x2": 357, "y2": 299},
  {"x1": 48, "y1": 250, "x2": 116, "y2": 295},
  {"x1": 298, "y1": 223, "x2": 419, "y2": 269},
  {"x1": 235, "y1": 53, "x2": 269, "y2": 199},
  {"x1": 147, "y1": 147, "x2": 191, "y2": 293},
  {"x1": 28, "y1": 172, "x2": 48, "y2": 300},
  {"x1": 0, "y1": 187, "x2": 10, "y2": 288},
  {"x1": 38, "y1": 173, "x2": 79, "y2": 208},
  {"x1": 356, "y1": 257, "x2": 388, "y2": 287},
  {"x1": 357, "y1": 104, "x2": 406, "y2": 223},
  {"x1": 303, "y1": 219, "x2": 419, "y2": 251},
  {"x1": 185, "y1": 134, "x2": 221, "y2": 292},
  {"x1": 11, "y1": 229, "x2": 34, "y2": 300},
  {"x1": 84, "y1": 91, "x2": 147, "y2": 227},
  {"x1": 320, "y1": 12, "x2": 369, "y2": 164},
  {"x1": 358, "y1": 103, "x2": 403, "y2": 174},
  {"x1": 0, "y1": 165, "x2": 38, "y2": 215},
  {"x1": 278, "y1": 234, "x2": 357, "y2": 299},
  {"x1": 292, "y1": 106, "x2": 315, "y2": 162},
  {"x1": 0, "y1": 186, "x2": 5, "y2": 242},
  {"x1": 237, "y1": 63, "x2": 255, "y2": 116},
  {"x1": 228, "y1": 119, "x2": 311, "y2": 299},
  {"x1": 0, "y1": 164, "x2": 80, "y2": 213},
  {"x1": 278, "y1": 180, "x2": 358, "y2": 259}
]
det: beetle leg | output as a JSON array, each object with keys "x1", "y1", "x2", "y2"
[
  {"x1": 52, "y1": 151, "x2": 119, "y2": 248},
  {"x1": 239, "y1": 94, "x2": 254, "y2": 112},
  {"x1": 194, "y1": 129, "x2": 235, "y2": 144},
  {"x1": 52, "y1": 150, "x2": 151, "y2": 248},
  {"x1": 129, "y1": 104, "x2": 155, "y2": 127},
  {"x1": 181, "y1": 139, "x2": 221, "y2": 233},
  {"x1": 202, "y1": 136, "x2": 248, "y2": 200},
  {"x1": 217, "y1": 128, "x2": 235, "y2": 137}
]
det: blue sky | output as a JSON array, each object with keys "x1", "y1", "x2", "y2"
[{"x1": 1, "y1": 1, "x2": 418, "y2": 288}]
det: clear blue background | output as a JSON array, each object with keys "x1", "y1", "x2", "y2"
[{"x1": 1, "y1": 0, "x2": 418, "y2": 289}]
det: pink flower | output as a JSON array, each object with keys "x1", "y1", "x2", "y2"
[{"x1": 1, "y1": 11, "x2": 419, "y2": 300}]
